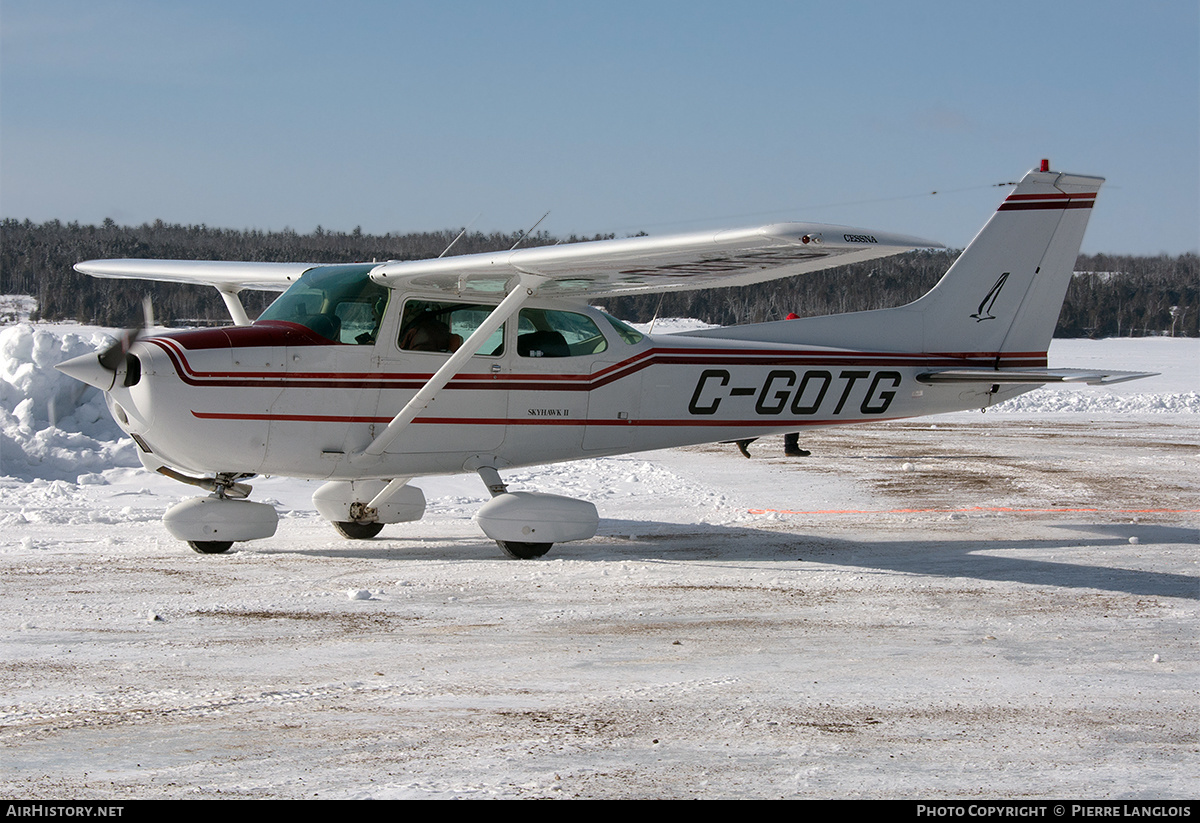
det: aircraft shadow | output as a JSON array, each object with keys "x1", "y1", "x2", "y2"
[
  {"x1": 592, "y1": 517, "x2": 1199, "y2": 600},
  {"x1": 270, "y1": 516, "x2": 1198, "y2": 601}
]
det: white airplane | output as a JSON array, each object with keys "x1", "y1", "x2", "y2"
[{"x1": 57, "y1": 161, "x2": 1151, "y2": 557}]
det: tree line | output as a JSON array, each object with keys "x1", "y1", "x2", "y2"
[{"x1": 1, "y1": 218, "x2": 1195, "y2": 337}]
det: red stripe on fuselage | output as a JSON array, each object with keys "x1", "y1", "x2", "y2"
[
  {"x1": 147, "y1": 337, "x2": 1047, "y2": 391},
  {"x1": 190, "y1": 410, "x2": 902, "y2": 429}
]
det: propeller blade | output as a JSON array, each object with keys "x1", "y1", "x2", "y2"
[
  {"x1": 97, "y1": 328, "x2": 139, "y2": 372},
  {"x1": 58, "y1": 295, "x2": 156, "y2": 390}
]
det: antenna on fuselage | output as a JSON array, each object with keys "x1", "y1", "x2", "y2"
[
  {"x1": 646, "y1": 293, "x2": 665, "y2": 335},
  {"x1": 509, "y1": 211, "x2": 551, "y2": 251}
]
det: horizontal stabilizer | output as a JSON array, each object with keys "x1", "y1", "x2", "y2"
[{"x1": 916, "y1": 368, "x2": 1158, "y2": 386}]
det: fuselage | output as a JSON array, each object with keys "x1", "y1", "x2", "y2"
[{"x1": 105, "y1": 290, "x2": 1037, "y2": 481}]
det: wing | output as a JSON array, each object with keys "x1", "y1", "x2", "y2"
[
  {"x1": 73, "y1": 221, "x2": 941, "y2": 301},
  {"x1": 73, "y1": 259, "x2": 317, "y2": 292},
  {"x1": 368, "y1": 222, "x2": 943, "y2": 298},
  {"x1": 73, "y1": 259, "x2": 321, "y2": 325}
]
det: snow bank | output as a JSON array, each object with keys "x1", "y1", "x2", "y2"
[
  {"x1": 990, "y1": 387, "x2": 1200, "y2": 414},
  {"x1": 0, "y1": 323, "x2": 139, "y2": 481},
  {"x1": 629, "y1": 317, "x2": 721, "y2": 335}
]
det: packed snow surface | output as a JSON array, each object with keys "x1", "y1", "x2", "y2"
[{"x1": 1, "y1": 309, "x2": 1196, "y2": 798}]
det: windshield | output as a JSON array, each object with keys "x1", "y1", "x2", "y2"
[{"x1": 257, "y1": 264, "x2": 388, "y2": 344}]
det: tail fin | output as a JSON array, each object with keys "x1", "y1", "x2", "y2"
[
  {"x1": 910, "y1": 164, "x2": 1103, "y2": 356},
  {"x1": 692, "y1": 163, "x2": 1104, "y2": 359}
]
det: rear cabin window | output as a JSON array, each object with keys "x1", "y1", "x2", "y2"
[
  {"x1": 600, "y1": 312, "x2": 645, "y2": 345},
  {"x1": 517, "y1": 308, "x2": 608, "y2": 358}
]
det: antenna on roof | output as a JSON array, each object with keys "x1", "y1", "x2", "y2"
[
  {"x1": 510, "y1": 211, "x2": 551, "y2": 251},
  {"x1": 438, "y1": 212, "x2": 481, "y2": 258}
]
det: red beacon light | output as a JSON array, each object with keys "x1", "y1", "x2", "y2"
[{"x1": 1040, "y1": 158, "x2": 1050, "y2": 172}]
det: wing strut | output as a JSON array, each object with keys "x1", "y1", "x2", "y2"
[
  {"x1": 351, "y1": 272, "x2": 545, "y2": 463},
  {"x1": 216, "y1": 285, "x2": 252, "y2": 326}
]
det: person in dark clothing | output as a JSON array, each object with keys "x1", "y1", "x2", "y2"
[
  {"x1": 783, "y1": 432, "x2": 810, "y2": 457},
  {"x1": 735, "y1": 435, "x2": 810, "y2": 458},
  {"x1": 736, "y1": 313, "x2": 811, "y2": 458}
]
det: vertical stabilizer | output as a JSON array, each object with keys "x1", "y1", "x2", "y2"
[{"x1": 912, "y1": 165, "x2": 1103, "y2": 356}]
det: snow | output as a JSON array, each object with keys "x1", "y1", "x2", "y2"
[
  {"x1": 1, "y1": 305, "x2": 1197, "y2": 799},
  {"x1": 980, "y1": 338, "x2": 1200, "y2": 415}
]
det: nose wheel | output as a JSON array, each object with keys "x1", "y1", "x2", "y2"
[{"x1": 164, "y1": 491, "x2": 278, "y2": 554}]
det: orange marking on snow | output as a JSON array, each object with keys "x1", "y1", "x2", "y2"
[{"x1": 748, "y1": 506, "x2": 1200, "y2": 515}]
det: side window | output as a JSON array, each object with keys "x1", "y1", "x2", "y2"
[
  {"x1": 398, "y1": 300, "x2": 504, "y2": 356},
  {"x1": 517, "y1": 309, "x2": 609, "y2": 358},
  {"x1": 336, "y1": 296, "x2": 388, "y2": 344}
]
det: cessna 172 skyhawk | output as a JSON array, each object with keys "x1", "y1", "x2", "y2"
[{"x1": 57, "y1": 161, "x2": 1150, "y2": 558}]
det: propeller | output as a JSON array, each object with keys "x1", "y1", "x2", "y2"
[{"x1": 56, "y1": 297, "x2": 155, "y2": 391}]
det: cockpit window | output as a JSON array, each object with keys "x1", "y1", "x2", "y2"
[
  {"x1": 517, "y1": 308, "x2": 608, "y2": 357},
  {"x1": 257, "y1": 264, "x2": 387, "y2": 344},
  {"x1": 398, "y1": 300, "x2": 505, "y2": 356}
]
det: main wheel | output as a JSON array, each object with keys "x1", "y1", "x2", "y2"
[
  {"x1": 189, "y1": 540, "x2": 233, "y2": 554},
  {"x1": 497, "y1": 540, "x2": 552, "y2": 559},
  {"x1": 334, "y1": 521, "x2": 385, "y2": 540}
]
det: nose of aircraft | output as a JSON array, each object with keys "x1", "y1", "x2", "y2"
[
  {"x1": 56, "y1": 301, "x2": 154, "y2": 393},
  {"x1": 55, "y1": 351, "x2": 118, "y2": 391}
]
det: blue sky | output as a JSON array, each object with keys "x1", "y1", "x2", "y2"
[{"x1": 2, "y1": 0, "x2": 1197, "y2": 254}]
